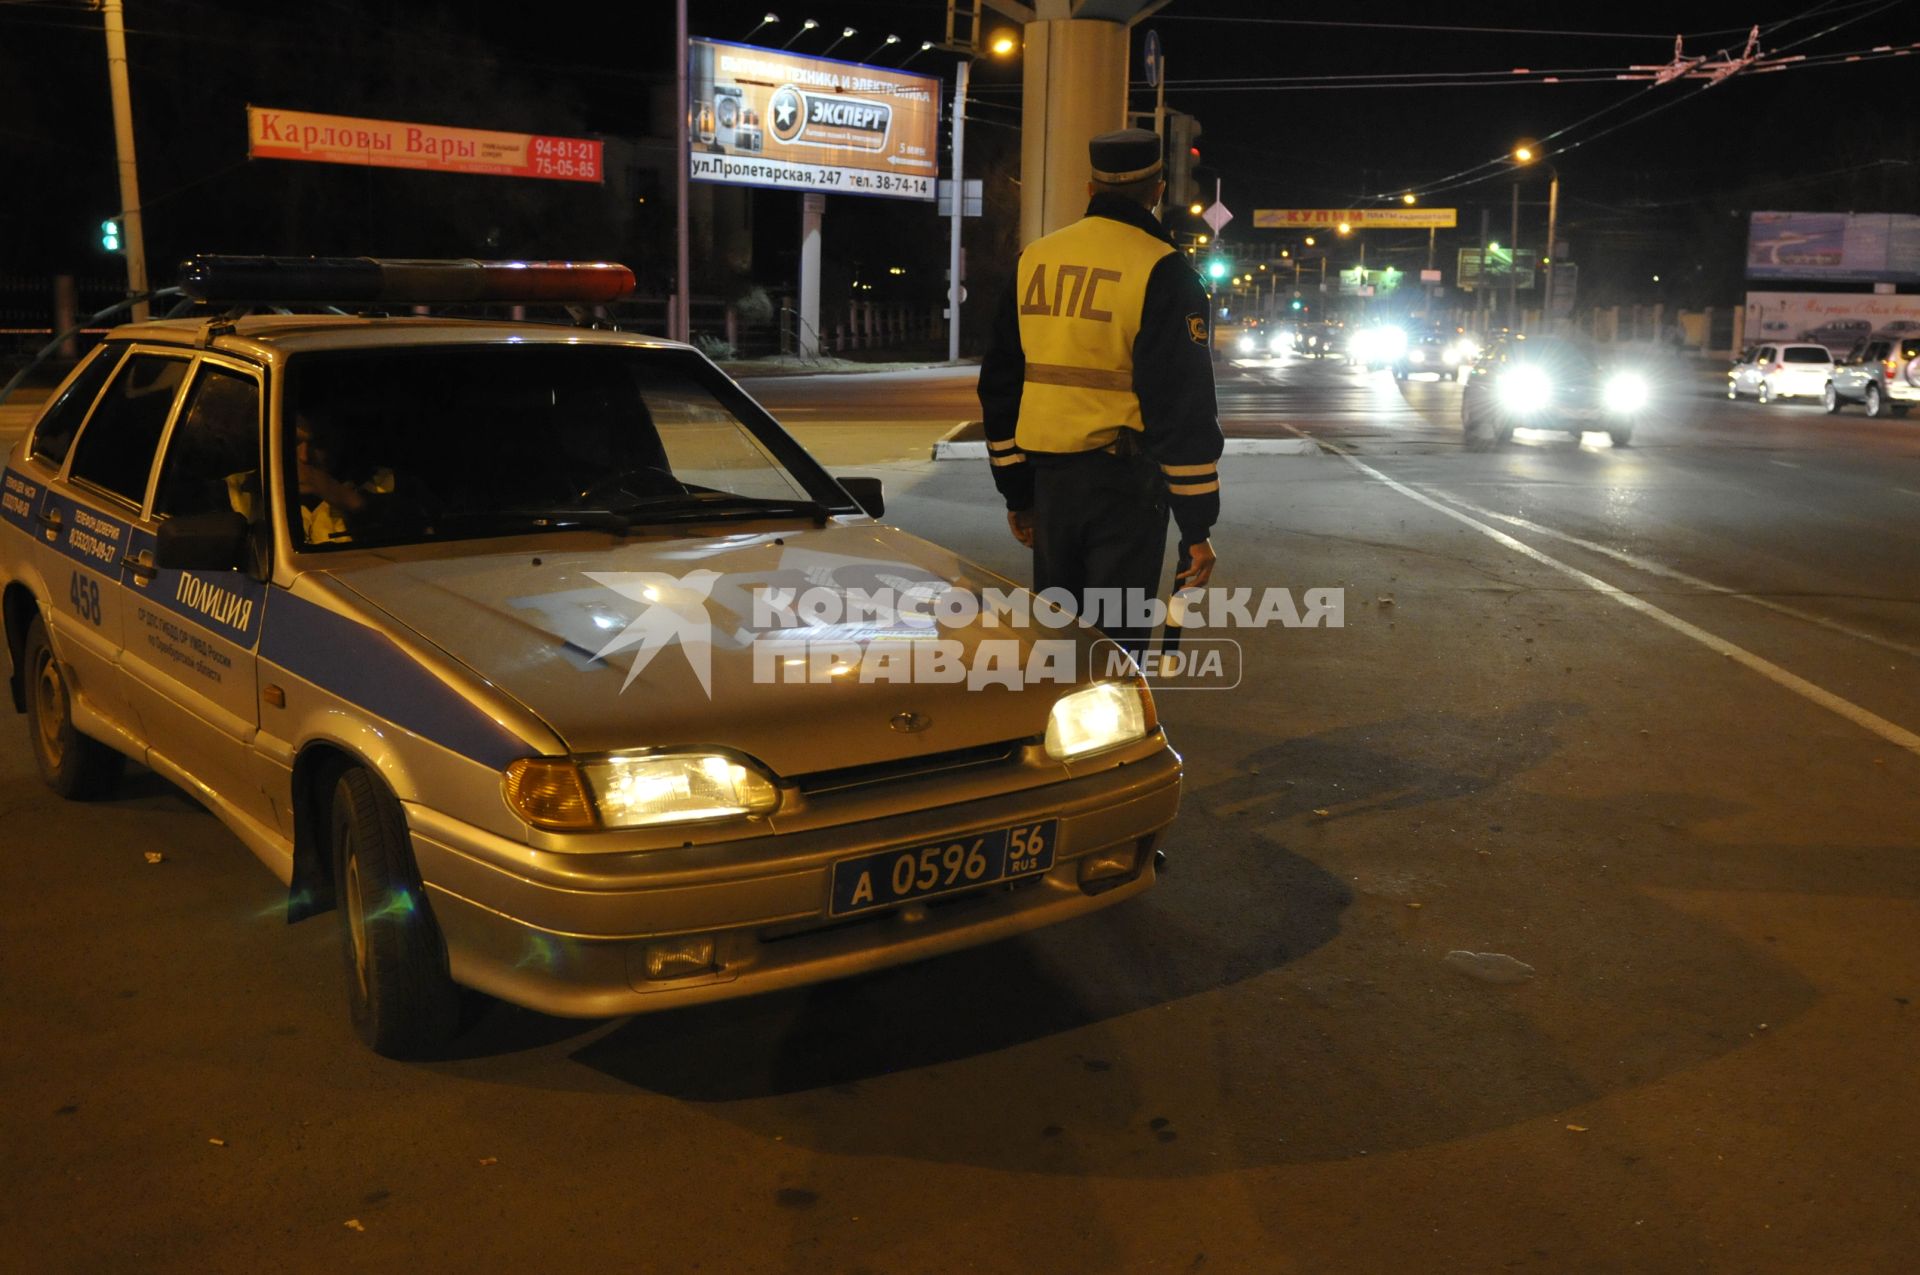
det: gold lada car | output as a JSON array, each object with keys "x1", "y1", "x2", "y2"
[{"x1": 0, "y1": 257, "x2": 1180, "y2": 1057}]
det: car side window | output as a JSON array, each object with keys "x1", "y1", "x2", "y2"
[
  {"x1": 27, "y1": 343, "x2": 125, "y2": 470},
  {"x1": 65, "y1": 354, "x2": 190, "y2": 508},
  {"x1": 1759, "y1": 347, "x2": 1775, "y2": 363},
  {"x1": 154, "y1": 366, "x2": 263, "y2": 521}
]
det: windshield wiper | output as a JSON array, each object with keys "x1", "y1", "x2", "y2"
[
  {"x1": 430, "y1": 508, "x2": 634, "y2": 537},
  {"x1": 615, "y1": 491, "x2": 832, "y2": 526}
]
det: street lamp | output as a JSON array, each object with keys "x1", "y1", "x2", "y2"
[
  {"x1": 988, "y1": 30, "x2": 1019, "y2": 56},
  {"x1": 779, "y1": 17, "x2": 818, "y2": 49},
  {"x1": 1401, "y1": 192, "x2": 1417, "y2": 205},
  {"x1": 821, "y1": 25, "x2": 856, "y2": 57},
  {"x1": 863, "y1": 33, "x2": 899, "y2": 61},
  {"x1": 898, "y1": 39, "x2": 935, "y2": 67},
  {"x1": 1513, "y1": 143, "x2": 1561, "y2": 331},
  {"x1": 744, "y1": 12, "x2": 779, "y2": 41},
  {"x1": 943, "y1": 31, "x2": 1022, "y2": 361}
]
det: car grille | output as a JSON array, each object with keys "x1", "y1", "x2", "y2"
[{"x1": 792, "y1": 740, "x2": 1025, "y2": 797}]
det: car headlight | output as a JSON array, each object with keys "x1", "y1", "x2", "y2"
[
  {"x1": 1602, "y1": 371, "x2": 1649, "y2": 413},
  {"x1": 1045, "y1": 681, "x2": 1152, "y2": 760},
  {"x1": 505, "y1": 753, "x2": 779, "y2": 831},
  {"x1": 1497, "y1": 365, "x2": 1553, "y2": 413},
  {"x1": 1271, "y1": 334, "x2": 1288, "y2": 353},
  {"x1": 1237, "y1": 336, "x2": 1256, "y2": 353},
  {"x1": 1409, "y1": 349, "x2": 1426, "y2": 364}
]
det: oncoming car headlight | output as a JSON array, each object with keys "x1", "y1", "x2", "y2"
[
  {"x1": 1409, "y1": 348, "x2": 1427, "y2": 364},
  {"x1": 505, "y1": 753, "x2": 779, "y2": 831},
  {"x1": 1237, "y1": 334, "x2": 1258, "y2": 354},
  {"x1": 1602, "y1": 371, "x2": 1650, "y2": 413},
  {"x1": 1045, "y1": 681, "x2": 1154, "y2": 760},
  {"x1": 1271, "y1": 333, "x2": 1289, "y2": 353},
  {"x1": 1497, "y1": 365, "x2": 1553, "y2": 414}
]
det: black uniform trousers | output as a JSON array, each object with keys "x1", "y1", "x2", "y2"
[{"x1": 1029, "y1": 446, "x2": 1169, "y2": 653}]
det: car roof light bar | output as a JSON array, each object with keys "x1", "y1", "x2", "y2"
[{"x1": 177, "y1": 255, "x2": 637, "y2": 305}]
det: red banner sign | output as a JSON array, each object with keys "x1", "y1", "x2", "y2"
[{"x1": 247, "y1": 107, "x2": 603, "y2": 183}]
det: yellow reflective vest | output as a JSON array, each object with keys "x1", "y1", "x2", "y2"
[{"x1": 1011, "y1": 214, "x2": 1176, "y2": 453}]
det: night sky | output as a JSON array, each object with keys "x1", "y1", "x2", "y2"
[{"x1": 2, "y1": 0, "x2": 1914, "y2": 319}]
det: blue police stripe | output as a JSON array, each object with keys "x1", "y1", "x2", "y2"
[
  {"x1": 37, "y1": 492, "x2": 131, "y2": 575},
  {"x1": 260, "y1": 589, "x2": 530, "y2": 769}
]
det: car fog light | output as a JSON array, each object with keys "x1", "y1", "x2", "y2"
[
  {"x1": 643, "y1": 935, "x2": 717, "y2": 980},
  {"x1": 1078, "y1": 845, "x2": 1141, "y2": 885}
]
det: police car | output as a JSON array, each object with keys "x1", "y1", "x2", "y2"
[{"x1": 0, "y1": 257, "x2": 1179, "y2": 1057}]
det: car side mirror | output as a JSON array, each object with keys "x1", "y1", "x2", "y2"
[
  {"x1": 839, "y1": 476, "x2": 884, "y2": 518},
  {"x1": 155, "y1": 509, "x2": 250, "y2": 572}
]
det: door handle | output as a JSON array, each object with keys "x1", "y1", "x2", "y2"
[
  {"x1": 121, "y1": 550, "x2": 155, "y2": 577},
  {"x1": 36, "y1": 507, "x2": 62, "y2": 530}
]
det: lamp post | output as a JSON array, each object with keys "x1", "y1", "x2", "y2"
[
  {"x1": 821, "y1": 26, "x2": 856, "y2": 57},
  {"x1": 864, "y1": 33, "x2": 900, "y2": 61},
  {"x1": 946, "y1": 33, "x2": 1020, "y2": 362},
  {"x1": 1513, "y1": 143, "x2": 1561, "y2": 330},
  {"x1": 744, "y1": 12, "x2": 779, "y2": 41},
  {"x1": 779, "y1": 18, "x2": 818, "y2": 49}
]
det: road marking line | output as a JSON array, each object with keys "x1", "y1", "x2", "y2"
[
  {"x1": 1770, "y1": 459, "x2": 1800, "y2": 468},
  {"x1": 1418, "y1": 491, "x2": 1920, "y2": 661},
  {"x1": 1282, "y1": 426, "x2": 1920, "y2": 758},
  {"x1": 1896, "y1": 488, "x2": 1920, "y2": 499}
]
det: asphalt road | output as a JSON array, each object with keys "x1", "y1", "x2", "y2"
[{"x1": 4, "y1": 352, "x2": 1919, "y2": 1272}]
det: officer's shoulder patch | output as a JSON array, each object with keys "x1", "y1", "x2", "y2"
[{"x1": 1186, "y1": 314, "x2": 1208, "y2": 345}]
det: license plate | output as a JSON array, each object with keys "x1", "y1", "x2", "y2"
[{"x1": 829, "y1": 819, "x2": 1058, "y2": 917}]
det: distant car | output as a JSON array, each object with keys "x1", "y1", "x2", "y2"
[
  {"x1": 1727, "y1": 343, "x2": 1834, "y2": 403},
  {"x1": 1801, "y1": 319, "x2": 1871, "y2": 348},
  {"x1": 1460, "y1": 336, "x2": 1651, "y2": 449},
  {"x1": 1824, "y1": 332, "x2": 1920, "y2": 417},
  {"x1": 1232, "y1": 322, "x2": 1271, "y2": 358},
  {"x1": 1, "y1": 255, "x2": 1179, "y2": 1058},
  {"x1": 1392, "y1": 331, "x2": 1478, "y2": 382}
]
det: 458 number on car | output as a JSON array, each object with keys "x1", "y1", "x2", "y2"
[
  {"x1": 830, "y1": 819, "x2": 1058, "y2": 916},
  {"x1": 68, "y1": 572, "x2": 102, "y2": 626}
]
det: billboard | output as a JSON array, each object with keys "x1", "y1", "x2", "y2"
[
  {"x1": 247, "y1": 107, "x2": 603, "y2": 182},
  {"x1": 1746, "y1": 211, "x2": 1920, "y2": 283},
  {"x1": 1253, "y1": 208, "x2": 1457, "y2": 230},
  {"x1": 688, "y1": 38, "x2": 940, "y2": 201},
  {"x1": 1744, "y1": 291, "x2": 1920, "y2": 349}
]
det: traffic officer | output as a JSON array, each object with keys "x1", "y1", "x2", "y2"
[{"x1": 977, "y1": 127, "x2": 1223, "y2": 651}]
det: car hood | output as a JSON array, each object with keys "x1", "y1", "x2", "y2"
[{"x1": 319, "y1": 523, "x2": 1100, "y2": 778}]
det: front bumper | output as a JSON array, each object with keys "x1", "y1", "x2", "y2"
[{"x1": 406, "y1": 743, "x2": 1181, "y2": 1017}]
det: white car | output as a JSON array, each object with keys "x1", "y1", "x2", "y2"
[{"x1": 1728, "y1": 343, "x2": 1834, "y2": 404}]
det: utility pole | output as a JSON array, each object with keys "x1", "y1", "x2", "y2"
[
  {"x1": 674, "y1": 0, "x2": 691, "y2": 342},
  {"x1": 101, "y1": 0, "x2": 149, "y2": 321},
  {"x1": 1507, "y1": 182, "x2": 1519, "y2": 330},
  {"x1": 1544, "y1": 170, "x2": 1560, "y2": 332},
  {"x1": 947, "y1": 58, "x2": 968, "y2": 362}
]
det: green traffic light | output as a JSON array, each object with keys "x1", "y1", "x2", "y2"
[{"x1": 1205, "y1": 260, "x2": 1227, "y2": 281}]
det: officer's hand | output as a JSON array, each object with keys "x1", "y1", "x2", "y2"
[
  {"x1": 1177, "y1": 539, "x2": 1216, "y2": 588},
  {"x1": 1008, "y1": 509, "x2": 1036, "y2": 548}
]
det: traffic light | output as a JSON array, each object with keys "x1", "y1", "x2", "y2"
[
  {"x1": 1205, "y1": 258, "x2": 1228, "y2": 282},
  {"x1": 1165, "y1": 112, "x2": 1202, "y2": 212},
  {"x1": 100, "y1": 218, "x2": 122, "y2": 253},
  {"x1": 1289, "y1": 297, "x2": 1303, "y2": 311}
]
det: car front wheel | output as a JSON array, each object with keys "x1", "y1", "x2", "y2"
[
  {"x1": 1757, "y1": 381, "x2": 1772, "y2": 405},
  {"x1": 331, "y1": 766, "x2": 461, "y2": 1058},
  {"x1": 1823, "y1": 383, "x2": 1842, "y2": 415},
  {"x1": 1864, "y1": 383, "x2": 1886, "y2": 418},
  {"x1": 22, "y1": 613, "x2": 123, "y2": 799}
]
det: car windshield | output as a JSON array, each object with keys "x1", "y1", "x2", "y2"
[
  {"x1": 281, "y1": 343, "x2": 838, "y2": 550},
  {"x1": 1783, "y1": 347, "x2": 1829, "y2": 363},
  {"x1": 1509, "y1": 338, "x2": 1600, "y2": 376}
]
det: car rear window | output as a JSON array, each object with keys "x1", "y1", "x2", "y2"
[
  {"x1": 1782, "y1": 347, "x2": 1829, "y2": 363},
  {"x1": 28, "y1": 342, "x2": 125, "y2": 469}
]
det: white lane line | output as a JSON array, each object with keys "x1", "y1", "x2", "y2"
[
  {"x1": 1283, "y1": 427, "x2": 1920, "y2": 757},
  {"x1": 1896, "y1": 488, "x2": 1920, "y2": 499},
  {"x1": 1418, "y1": 490, "x2": 1920, "y2": 661},
  {"x1": 1770, "y1": 459, "x2": 1800, "y2": 468}
]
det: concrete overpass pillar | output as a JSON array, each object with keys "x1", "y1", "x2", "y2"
[{"x1": 1019, "y1": 18, "x2": 1130, "y2": 245}]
